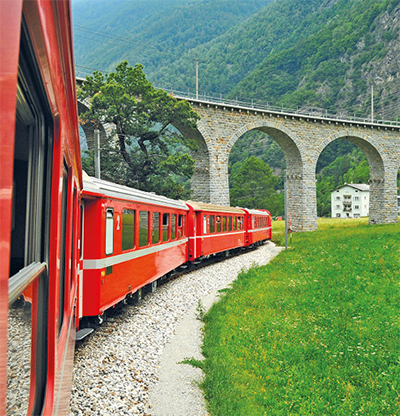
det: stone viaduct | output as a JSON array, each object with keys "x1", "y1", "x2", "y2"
[
  {"x1": 175, "y1": 96, "x2": 400, "y2": 232},
  {"x1": 76, "y1": 82, "x2": 400, "y2": 232}
]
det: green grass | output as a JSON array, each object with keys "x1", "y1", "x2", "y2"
[{"x1": 201, "y1": 218, "x2": 400, "y2": 415}]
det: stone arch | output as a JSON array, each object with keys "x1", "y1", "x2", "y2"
[
  {"x1": 316, "y1": 131, "x2": 398, "y2": 224},
  {"x1": 227, "y1": 119, "x2": 316, "y2": 231}
]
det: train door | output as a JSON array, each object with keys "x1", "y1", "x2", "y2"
[
  {"x1": 7, "y1": 24, "x2": 53, "y2": 415},
  {"x1": 78, "y1": 203, "x2": 84, "y2": 324}
]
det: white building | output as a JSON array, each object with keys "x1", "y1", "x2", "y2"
[{"x1": 331, "y1": 183, "x2": 370, "y2": 218}]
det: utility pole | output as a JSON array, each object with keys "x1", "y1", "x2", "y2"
[
  {"x1": 284, "y1": 171, "x2": 288, "y2": 250},
  {"x1": 195, "y1": 59, "x2": 199, "y2": 100},
  {"x1": 94, "y1": 129, "x2": 100, "y2": 179},
  {"x1": 371, "y1": 85, "x2": 374, "y2": 123}
]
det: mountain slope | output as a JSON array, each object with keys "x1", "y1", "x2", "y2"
[
  {"x1": 230, "y1": 0, "x2": 400, "y2": 117},
  {"x1": 73, "y1": 0, "x2": 400, "y2": 119},
  {"x1": 72, "y1": 0, "x2": 273, "y2": 77}
]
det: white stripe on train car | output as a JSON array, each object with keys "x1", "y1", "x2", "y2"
[
  {"x1": 188, "y1": 231, "x2": 245, "y2": 239},
  {"x1": 248, "y1": 227, "x2": 272, "y2": 233},
  {"x1": 83, "y1": 238, "x2": 188, "y2": 270}
]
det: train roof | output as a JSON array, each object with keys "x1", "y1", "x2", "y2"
[
  {"x1": 244, "y1": 208, "x2": 271, "y2": 216},
  {"x1": 185, "y1": 200, "x2": 245, "y2": 214},
  {"x1": 82, "y1": 172, "x2": 188, "y2": 210}
]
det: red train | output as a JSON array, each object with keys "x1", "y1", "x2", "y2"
[
  {"x1": 77, "y1": 174, "x2": 271, "y2": 331},
  {"x1": 0, "y1": 1, "x2": 271, "y2": 414},
  {"x1": 1, "y1": 0, "x2": 82, "y2": 414}
]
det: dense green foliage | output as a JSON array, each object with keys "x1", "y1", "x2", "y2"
[
  {"x1": 78, "y1": 61, "x2": 200, "y2": 198},
  {"x1": 228, "y1": 131, "x2": 285, "y2": 217},
  {"x1": 231, "y1": 0, "x2": 399, "y2": 116},
  {"x1": 200, "y1": 219, "x2": 400, "y2": 415},
  {"x1": 230, "y1": 156, "x2": 284, "y2": 215},
  {"x1": 72, "y1": 0, "x2": 272, "y2": 79}
]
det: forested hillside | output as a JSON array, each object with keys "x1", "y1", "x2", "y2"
[
  {"x1": 72, "y1": 0, "x2": 273, "y2": 79},
  {"x1": 73, "y1": 0, "x2": 400, "y2": 216}
]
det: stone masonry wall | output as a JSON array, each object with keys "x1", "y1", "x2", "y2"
[{"x1": 189, "y1": 102, "x2": 400, "y2": 231}]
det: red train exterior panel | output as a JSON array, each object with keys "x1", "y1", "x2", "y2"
[
  {"x1": 185, "y1": 201, "x2": 246, "y2": 261},
  {"x1": 244, "y1": 208, "x2": 272, "y2": 246},
  {"x1": 80, "y1": 174, "x2": 189, "y2": 320},
  {"x1": 1, "y1": 1, "x2": 82, "y2": 414}
]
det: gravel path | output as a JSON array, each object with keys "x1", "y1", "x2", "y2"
[{"x1": 69, "y1": 242, "x2": 282, "y2": 416}]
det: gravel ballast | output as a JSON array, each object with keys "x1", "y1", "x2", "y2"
[{"x1": 69, "y1": 242, "x2": 282, "y2": 415}]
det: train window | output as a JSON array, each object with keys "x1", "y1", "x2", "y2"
[
  {"x1": 79, "y1": 204, "x2": 84, "y2": 260},
  {"x1": 162, "y1": 213, "x2": 169, "y2": 242},
  {"x1": 238, "y1": 217, "x2": 243, "y2": 230},
  {"x1": 203, "y1": 215, "x2": 207, "y2": 234},
  {"x1": 222, "y1": 216, "x2": 227, "y2": 232},
  {"x1": 122, "y1": 209, "x2": 135, "y2": 250},
  {"x1": 210, "y1": 215, "x2": 215, "y2": 233},
  {"x1": 178, "y1": 214, "x2": 183, "y2": 238},
  {"x1": 253, "y1": 217, "x2": 257, "y2": 228},
  {"x1": 59, "y1": 163, "x2": 69, "y2": 334},
  {"x1": 216, "y1": 216, "x2": 221, "y2": 233},
  {"x1": 105, "y1": 209, "x2": 114, "y2": 255},
  {"x1": 139, "y1": 211, "x2": 149, "y2": 247},
  {"x1": 152, "y1": 212, "x2": 160, "y2": 244},
  {"x1": 228, "y1": 216, "x2": 232, "y2": 232},
  {"x1": 171, "y1": 214, "x2": 176, "y2": 240},
  {"x1": 233, "y1": 216, "x2": 237, "y2": 231},
  {"x1": 7, "y1": 27, "x2": 54, "y2": 414}
]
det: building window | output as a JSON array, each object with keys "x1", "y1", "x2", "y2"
[
  {"x1": 336, "y1": 213, "x2": 341, "y2": 217},
  {"x1": 354, "y1": 205, "x2": 360, "y2": 210},
  {"x1": 336, "y1": 205, "x2": 340, "y2": 209},
  {"x1": 354, "y1": 196, "x2": 359, "y2": 201},
  {"x1": 336, "y1": 196, "x2": 341, "y2": 200}
]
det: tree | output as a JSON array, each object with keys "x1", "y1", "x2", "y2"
[
  {"x1": 78, "y1": 61, "x2": 200, "y2": 198},
  {"x1": 230, "y1": 156, "x2": 282, "y2": 214}
]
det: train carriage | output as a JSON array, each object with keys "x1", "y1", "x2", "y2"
[
  {"x1": 185, "y1": 201, "x2": 246, "y2": 261},
  {"x1": 79, "y1": 174, "x2": 189, "y2": 324},
  {"x1": 1, "y1": 0, "x2": 82, "y2": 414},
  {"x1": 244, "y1": 208, "x2": 272, "y2": 247}
]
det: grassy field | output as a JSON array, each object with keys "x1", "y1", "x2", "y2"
[{"x1": 200, "y1": 218, "x2": 400, "y2": 415}]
